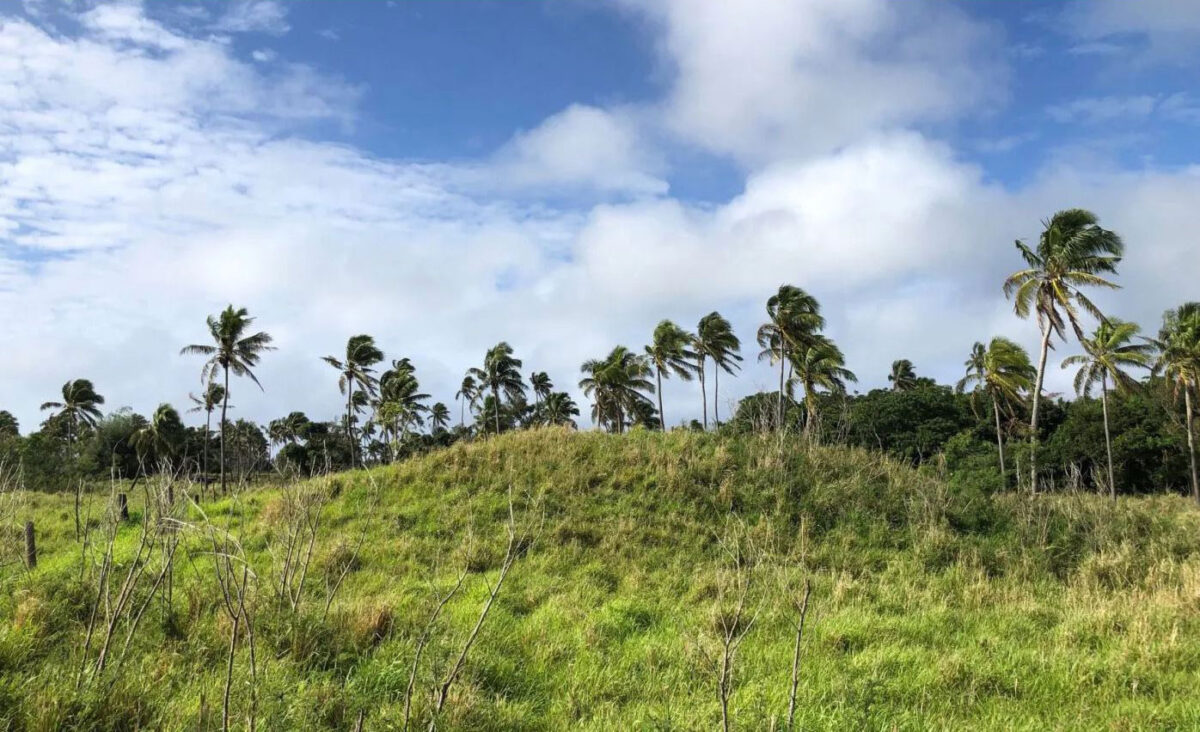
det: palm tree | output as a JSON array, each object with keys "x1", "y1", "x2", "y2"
[
  {"x1": 1061, "y1": 319, "x2": 1153, "y2": 499},
  {"x1": 322, "y1": 334, "x2": 384, "y2": 466},
  {"x1": 645, "y1": 319, "x2": 698, "y2": 430},
  {"x1": 789, "y1": 335, "x2": 856, "y2": 437},
  {"x1": 542, "y1": 392, "x2": 580, "y2": 428},
  {"x1": 375, "y1": 359, "x2": 430, "y2": 453},
  {"x1": 40, "y1": 379, "x2": 105, "y2": 448},
  {"x1": 1004, "y1": 209, "x2": 1123, "y2": 493},
  {"x1": 530, "y1": 372, "x2": 553, "y2": 408},
  {"x1": 0, "y1": 410, "x2": 17, "y2": 438},
  {"x1": 429, "y1": 402, "x2": 451, "y2": 434},
  {"x1": 181, "y1": 305, "x2": 275, "y2": 494},
  {"x1": 888, "y1": 360, "x2": 918, "y2": 391},
  {"x1": 133, "y1": 403, "x2": 186, "y2": 473},
  {"x1": 456, "y1": 375, "x2": 480, "y2": 428},
  {"x1": 468, "y1": 342, "x2": 525, "y2": 435},
  {"x1": 696, "y1": 312, "x2": 742, "y2": 429},
  {"x1": 187, "y1": 381, "x2": 225, "y2": 482},
  {"x1": 267, "y1": 411, "x2": 309, "y2": 446},
  {"x1": 1153, "y1": 303, "x2": 1200, "y2": 503},
  {"x1": 579, "y1": 346, "x2": 655, "y2": 433},
  {"x1": 758, "y1": 286, "x2": 825, "y2": 429},
  {"x1": 957, "y1": 338, "x2": 1036, "y2": 482}
]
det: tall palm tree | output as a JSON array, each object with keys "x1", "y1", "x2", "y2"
[
  {"x1": 456, "y1": 375, "x2": 480, "y2": 428},
  {"x1": 187, "y1": 381, "x2": 225, "y2": 482},
  {"x1": 1061, "y1": 319, "x2": 1153, "y2": 499},
  {"x1": 789, "y1": 335, "x2": 856, "y2": 437},
  {"x1": 322, "y1": 335, "x2": 384, "y2": 465},
  {"x1": 542, "y1": 392, "x2": 580, "y2": 428},
  {"x1": 133, "y1": 403, "x2": 186, "y2": 473},
  {"x1": 375, "y1": 360, "x2": 430, "y2": 450},
  {"x1": 181, "y1": 305, "x2": 275, "y2": 494},
  {"x1": 888, "y1": 360, "x2": 918, "y2": 391},
  {"x1": 530, "y1": 372, "x2": 553, "y2": 409},
  {"x1": 957, "y1": 338, "x2": 1036, "y2": 482},
  {"x1": 429, "y1": 402, "x2": 451, "y2": 434},
  {"x1": 758, "y1": 286, "x2": 825, "y2": 428},
  {"x1": 468, "y1": 342, "x2": 525, "y2": 435},
  {"x1": 1153, "y1": 303, "x2": 1200, "y2": 503},
  {"x1": 645, "y1": 319, "x2": 698, "y2": 430},
  {"x1": 267, "y1": 411, "x2": 309, "y2": 447},
  {"x1": 40, "y1": 379, "x2": 105, "y2": 448},
  {"x1": 579, "y1": 346, "x2": 655, "y2": 433},
  {"x1": 1003, "y1": 209, "x2": 1123, "y2": 493},
  {"x1": 696, "y1": 312, "x2": 742, "y2": 429}
]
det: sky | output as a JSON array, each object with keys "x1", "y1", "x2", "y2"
[{"x1": 2, "y1": 0, "x2": 1199, "y2": 433}]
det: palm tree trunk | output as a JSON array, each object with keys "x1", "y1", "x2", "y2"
[
  {"x1": 699, "y1": 358, "x2": 708, "y2": 430},
  {"x1": 1101, "y1": 375, "x2": 1115, "y2": 501},
  {"x1": 1029, "y1": 323, "x2": 1053, "y2": 494},
  {"x1": 778, "y1": 354, "x2": 786, "y2": 431},
  {"x1": 459, "y1": 397, "x2": 465, "y2": 428},
  {"x1": 1185, "y1": 385, "x2": 1199, "y2": 504},
  {"x1": 804, "y1": 385, "x2": 816, "y2": 439},
  {"x1": 346, "y1": 381, "x2": 356, "y2": 466},
  {"x1": 203, "y1": 408, "x2": 212, "y2": 500},
  {"x1": 493, "y1": 385, "x2": 501, "y2": 435},
  {"x1": 220, "y1": 367, "x2": 230, "y2": 496},
  {"x1": 656, "y1": 367, "x2": 666, "y2": 431},
  {"x1": 992, "y1": 393, "x2": 1006, "y2": 482},
  {"x1": 714, "y1": 366, "x2": 721, "y2": 427}
]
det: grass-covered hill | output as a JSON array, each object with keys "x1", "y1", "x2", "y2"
[{"x1": 3, "y1": 429, "x2": 1200, "y2": 730}]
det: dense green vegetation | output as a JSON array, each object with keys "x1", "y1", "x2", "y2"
[{"x1": 3, "y1": 429, "x2": 1200, "y2": 729}]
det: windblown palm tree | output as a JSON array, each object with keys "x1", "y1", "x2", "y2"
[
  {"x1": 758, "y1": 286, "x2": 825, "y2": 429},
  {"x1": 789, "y1": 335, "x2": 856, "y2": 437},
  {"x1": 696, "y1": 312, "x2": 742, "y2": 429},
  {"x1": 542, "y1": 392, "x2": 580, "y2": 428},
  {"x1": 468, "y1": 342, "x2": 525, "y2": 435},
  {"x1": 322, "y1": 334, "x2": 384, "y2": 465},
  {"x1": 957, "y1": 338, "x2": 1036, "y2": 482},
  {"x1": 579, "y1": 346, "x2": 655, "y2": 433},
  {"x1": 1003, "y1": 209, "x2": 1123, "y2": 492},
  {"x1": 530, "y1": 372, "x2": 553, "y2": 409},
  {"x1": 456, "y1": 375, "x2": 480, "y2": 428},
  {"x1": 40, "y1": 379, "x2": 105, "y2": 448},
  {"x1": 0, "y1": 410, "x2": 17, "y2": 438},
  {"x1": 267, "y1": 411, "x2": 309, "y2": 447},
  {"x1": 429, "y1": 402, "x2": 451, "y2": 434},
  {"x1": 375, "y1": 359, "x2": 430, "y2": 451},
  {"x1": 645, "y1": 319, "x2": 698, "y2": 430},
  {"x1": 888, "y1": 360, "x2": 919, "y2": 391},
  {"x1": 1062, "y1": 319, "x2": 1153, "y2": 498},
  {"x1": 133, "y1": 403, "x2": 186, "y2": 473},
  {"x1": 1152, "y1": 303, "x2": 1200, "y2": 503},
  {"x1": 181, "y1": 305, "x2": 275, "y2": 494},
  {"x1": 187, "y1": 381, "x2": 225, "y2": 482}
]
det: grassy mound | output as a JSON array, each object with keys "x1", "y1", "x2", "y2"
[{"x1": 3, "y1": 428, "x2": 1200, "y2": 729}]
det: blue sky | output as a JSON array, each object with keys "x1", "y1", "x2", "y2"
[{"x1": 1, "y1": 0, "x2": 1199, "y2": 432}]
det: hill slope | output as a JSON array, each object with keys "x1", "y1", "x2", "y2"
[{"x1": 3, "y1": 429, "x2": 1200, "y2": 729}]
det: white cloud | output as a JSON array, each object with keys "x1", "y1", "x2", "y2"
[
  {"x1": 213, "y1": 0, "x2": 289, "y2": 36},
  {"x1": 1065, "y1": 0, "x2": 1200, "y2": 62},
  {"x1": 624, "y1": 0, "x2": 1005, "y2": 165},
  {"x1": 1047, "y1": 95, "x2": 1159, "y2": 124},
  {"x1": 490, "y1": 105, "x2": 667, "y2": 196}
]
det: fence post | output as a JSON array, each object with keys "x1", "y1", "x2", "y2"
[
  {"x1": 117, "y1": 493, "x2": 129, "y2": 521},
  {"x1": 24, "y1": 521, "x2": 36, "y2": 569}
]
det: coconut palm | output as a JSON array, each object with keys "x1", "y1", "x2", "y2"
[
  {"x1": 133, "y1": 403, "x2": 186, "y2": 473},
  {"x1": 957, "y1": 338, "x2": 1036, "y2": 481},
  {"x1": 888, "y1": 360, "x2": 918, "y2": 391},
  {"x1": 1061, "y1": 319, "x2": 1153, "y2": 498},
  {"x1": 1152, "y1": 303, "x2": 1200, "y2": 503},
  {"x1": 187, "y1": 381, "x2": 226, "y2": 482},
  {"x1": 376, "y1": 360, "x2": 430, "y2": 451},
  {"x1": 789, "y1": 335, "x2": 856, "y2": 437},
  {"x1": 181, "y1": 305, "x2": 275, "y2": 494},
  {"x1": 757, "y1": 286, "x2": 825, "y2": 429},
  {"x1": 579, "y1": 346, "x2": 655, "y2": 433},
  {"x1": 696, "y1": 312, "x2": 742, "y2": 429},
  {"x1": 267, "y1": 411, "x2": 309, "y2": 446},
  {"x1": 0, "y1": 411, "x2": 17, "y2": 438},
  {"x1": 456, "y1": 375, "x2": 480, "y2": 428},
  {"x1": 40, "y1": 379, "x2": 105, "y2": 448},
  {"x1": 1003, "y1": 209, "x2": 1123, "y2": 493},
  {"x1": 429, "y1": 402, "x2": 451, "y2": 434},
  {"x1": 645, "y1": 319, "x2": 698, "y2": 430},
  {"x1": 542, "y1": 392, "x2": 580, "y2": 428},
  {"x1": 322, "y1": 334, "x2": 384, "y2": 465},
  {"x1": 530, "y1": 372, "x2": 553, "y2": 408},
  {"x1": 468, "y1": 342, "x2": 525, "y2": 435}
]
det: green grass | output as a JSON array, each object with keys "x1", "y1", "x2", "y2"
[{"x1": 3, "y1": 428, "x2": 1200, "y2": 730}]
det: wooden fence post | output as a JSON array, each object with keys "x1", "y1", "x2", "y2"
[
  {"x1": 117, "y1": 493, "x2": 129, "y2": 521},
  {"x1": 24, "y1": 521, "x2": 36, "y2": 569}
]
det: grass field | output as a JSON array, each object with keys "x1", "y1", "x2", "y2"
[{"x1": 3, "y1": 428, "x2": 1200, "y2": 730}]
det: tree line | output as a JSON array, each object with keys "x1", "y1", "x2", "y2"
[{"x1": 3, "y1": 209, "x2": 1198, "y2": 501}]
